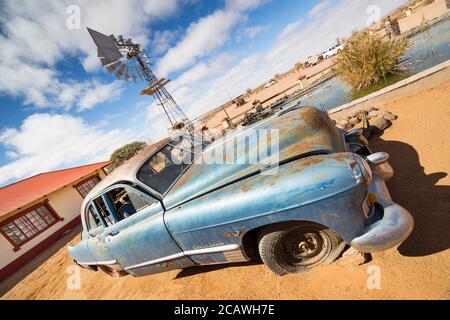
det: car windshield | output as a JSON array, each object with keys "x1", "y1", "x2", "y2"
[{"x1": 137, "y1": 135, "x2": 209, "y2": 194}]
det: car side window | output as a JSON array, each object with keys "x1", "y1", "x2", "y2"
[
  {"x1": 106, "y1": 186, "x2": 156, "y2": 221},
  {"x1": 93, "y1": 196, "x2": 115, "y2": 226},
  {"x1": 137, "y1": 136, "x2": 209, "y2": 194},
  {"x1": 86, "y1": 205, "x2": 101, "y2": 231},
  {"x1": 137, "y1": 144, "x2": 188, "y2": 194}
]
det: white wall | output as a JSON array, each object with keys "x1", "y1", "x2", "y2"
[{"x1": 0, "y1": 170, "x2": 107, "y2": 271}]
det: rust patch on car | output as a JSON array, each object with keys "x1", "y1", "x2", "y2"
[
  {"x1": 240, "y1": 182, "x2": 254, "y2": 193},
  {"x1": 300, "y1": 108, "x2": 327, "y2": 131},
  {"x1": 333, "y1": 153, "x2": 351, "y2": 165},
  {"x1": 224, "y1": 229, "x2": 245, "y2": 238}
]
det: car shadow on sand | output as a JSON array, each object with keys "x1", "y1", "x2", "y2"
[
  {"x1": 174, "y1": 260, "x2": 263, "y2": 279},
  {"x1": 370, "y1": 134, "x2": 450, "y2": 257}
]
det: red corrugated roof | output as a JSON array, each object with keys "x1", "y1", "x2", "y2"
[{"x1": 0, "y1": 161, "x2": 112, "y2": 216}]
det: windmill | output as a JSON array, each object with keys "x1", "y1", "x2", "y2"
[{"x1": 87, "y1": 28, "x2": 192, "y2": 133}]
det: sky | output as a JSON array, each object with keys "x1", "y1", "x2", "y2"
[{"x1": 0, "y1": 0, "x2": 408, "y2": 186}]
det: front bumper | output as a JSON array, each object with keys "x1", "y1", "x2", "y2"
[{"x1": 350, "y1": 153, "x2": 414, "y2": 252}]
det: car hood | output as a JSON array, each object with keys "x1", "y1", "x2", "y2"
[{"x1": 163, "y1": 106, "x2": 346, "y2": 209}]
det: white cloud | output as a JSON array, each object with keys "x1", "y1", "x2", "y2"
[
  {"x1": 156, "y1": 9, "x2": 241, "y2": 76},
  {"x1": 243, "y1": 24, "x2": 272, "y2": 39},
  {"x1": 0, "y1": 113, "x2": 138, "y2": 186},
  {"x1": 0, "y1": 58, "x2": 124, "y2": 110},
  {"x1": 156, "y1": 0, "x2": 267, "y2": 76},
  {"x1": 5, "y1": 151, "x2": 19, "y2": 159},
  {"x1": 151, "y1": 29, "x2": 180, "y2": 56},
  {"x1": 173, "y1": 53, "x2": 233, "y2": 89},
  {"x1": 182, "y1": 54, "x2": 265, "y2": 118},
  {"x1": 277, "y1": 19, "x2": 303, "y2": 40},
  {"x1": 0, "y1": 0, "x2": 180, "y2": 109},
  {"x1": 309, "y1": 0, "x2": 333, "y2": 17},
  {"x1": 78, "y1": 81, "x2": 124, "y2": 111},
  {"x1": 225, "y1": 0, "x2": 268, "y2": 12}
]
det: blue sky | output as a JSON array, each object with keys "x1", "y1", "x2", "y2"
[{"x1": 0, "y1": 0, "x2": 407, "y2": 186}]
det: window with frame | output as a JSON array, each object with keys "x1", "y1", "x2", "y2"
[
  {"x1": 92, "y1": 196, "x2": 115, "y2": 227},
  {"x1": 106, "y1": 186, "x2": 156, "y2": 220},
  {"x1": 0, "y1": 203, "x2": 59, "y2": 249},
  {"x1": 85, "y1": 205, "x2": 101, "y2": 231},
  {"x1": 137, "y1": 136, "x2": 209, "y2": 194},
  {"x1": 75, "y1": 175, "x2": 101, "y2": 198},
  {"x1": 86, "y1": 187, "x2": 156, "y2": 230}
]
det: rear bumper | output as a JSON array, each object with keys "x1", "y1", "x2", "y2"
[{"x1": 351, "y1": 154, "x2": 414, "y2": 252}]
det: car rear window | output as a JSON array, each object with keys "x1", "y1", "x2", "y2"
[{"x1": 137, "y1": 136, "x2": 208, "y2": 194}]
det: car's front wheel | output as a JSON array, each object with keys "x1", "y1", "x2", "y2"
[{"x1": 258, "y1": 222, "x2": 343, "y2": 275}]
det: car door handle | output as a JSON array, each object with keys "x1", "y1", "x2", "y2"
[{"x1": 108, "y1": 230, "x2": 120, "y2": 236}]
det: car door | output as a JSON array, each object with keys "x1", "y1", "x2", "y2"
[
  {"x1": 93, "y1": 184, "x2": 194, "y2": 276},
  {"x1": 79, "y1": 199, "x2": 118, "y2": 266},
  {"x1": 67, "y1": 203, "x2": 111, "y2": 267}
]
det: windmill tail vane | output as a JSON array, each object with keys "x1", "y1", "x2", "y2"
[{"x1": 87, "y1": 27, "x2": 192, "y2": 133}]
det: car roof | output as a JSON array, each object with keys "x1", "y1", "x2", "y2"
[{"x1": 85, "y1": 137, "x2": 171, "y2": 199}]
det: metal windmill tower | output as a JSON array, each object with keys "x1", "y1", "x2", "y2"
[{"x1": 87, "y1": 28, "x2": 191, "y2": 133}]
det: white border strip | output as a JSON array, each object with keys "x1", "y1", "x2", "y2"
[
  {"x1": 125, "y1": 244, "x2": 241, "y2": 271},
  {"x1": 78, "y1": 259, "x2": 117, "y2": 266},
  {"x1": 184, "y1": 244, "x2": 240, "y2": 256},
  {"x1": 125, "y1": 252, "x2": 185, "y2": 270}
]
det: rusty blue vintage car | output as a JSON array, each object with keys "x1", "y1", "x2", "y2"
[{"x1": 67, "y1": 106, "x2": 414, "y2": 276}]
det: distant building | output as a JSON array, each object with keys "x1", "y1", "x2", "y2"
[{"x1": 0, "y1": 161, "x2": 111, "y2": 282}]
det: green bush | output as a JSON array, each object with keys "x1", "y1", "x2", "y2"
[
  {"x1": 109, "y1": 141, "x2": 146, "y2": 171},
  {"x1": 334, "y1": 32, "x2": 409, "y2": 90}
]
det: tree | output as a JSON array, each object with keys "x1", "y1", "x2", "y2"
[{"x1": 109, "y1": 141, "x2": 147, "y2": 171}]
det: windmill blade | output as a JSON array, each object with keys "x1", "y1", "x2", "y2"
[
  {"x1": 125, "y1": 66, "x2": 130, "y2": 81},
  {"x1": 131, "y1": 67, "x2": 137, "y2": 83},
  {"x1": 87, "y1": 27, "x2": 123, "y2": 66},
  {"x1": 115, "y1": 63, "x2": 126, "y2": 80},
  {"x1": 106, "y1": 61, "x2": 121, "y2": 74},
  {"x1": 136, "y1": 67, "x2": 144, "y2": 81}
]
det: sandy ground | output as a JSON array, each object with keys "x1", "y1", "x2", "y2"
[{"x1": 1, "y1": 76, "x2": 450, "y2": 300}]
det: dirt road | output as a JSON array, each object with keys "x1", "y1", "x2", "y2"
[{"x1": 2, "y1": 77, "x2": 450, "y2": 300}]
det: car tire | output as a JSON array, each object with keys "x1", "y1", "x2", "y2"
[{"x1": 258, "y1": 221, "x2": 343, "y2": 275}]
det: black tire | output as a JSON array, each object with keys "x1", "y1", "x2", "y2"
[{"x1": 258, "y1": 221, "x2": 342, "y2": 276}]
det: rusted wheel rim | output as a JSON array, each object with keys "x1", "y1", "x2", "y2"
[{"x1": 280, "y1": 226, "x2": 331, "y2": 268}]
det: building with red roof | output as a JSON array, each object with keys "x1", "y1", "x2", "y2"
[{"x1": 0, "y1": 161, "x2": 112, "y2": 282}]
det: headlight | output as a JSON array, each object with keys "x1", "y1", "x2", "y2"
[{"x1": 355, "y1": 155, "x2": 372, "y2": 184}]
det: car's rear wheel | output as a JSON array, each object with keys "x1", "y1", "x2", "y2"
[{"x1": 258, "y1": 222, "x2": 343, "y2": 275}]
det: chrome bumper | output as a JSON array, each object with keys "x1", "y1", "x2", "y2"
[{"x1": 351, "y1": 153, "x2": 414, "y2": 252}]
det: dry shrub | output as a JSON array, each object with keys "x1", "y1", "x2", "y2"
[{"x1": 335, "y1": 32, "x2": 409, "y2": 89}]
